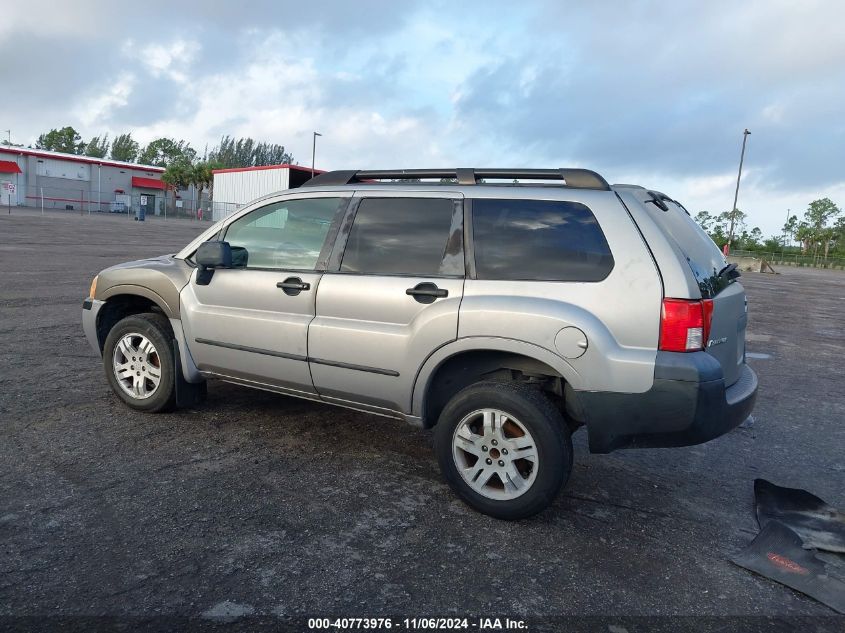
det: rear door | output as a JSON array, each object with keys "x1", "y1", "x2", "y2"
[
  {"x1": 180, "y1": 193, "x2": 349, "y2": 394},
  {"x1": 308, "y1": 192, "x2": 465, "y2": 415},
  {"x1": 624, "y1": 189, "x2": 746, "y2": 386}
]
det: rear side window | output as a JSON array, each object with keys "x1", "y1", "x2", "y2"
[
  {"x1": 641, "y1": 195, "x2": 730, "y2": 298},
  {"x1": 341, "y1": 198, "x2": 463, "y2": 276},
  {"x1": 471, "y1": 199, "x2": 614, "y2": 281}
]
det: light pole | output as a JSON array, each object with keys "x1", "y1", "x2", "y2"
[
  {"x1": 781, "y1": 208, "x2": 790, "y2": 261},
  {"x1": 4, "y1": 130, "x2": 10, "y2": 145},
  {"x1": 726, "y1": 128, "x2": 751, "y2": 253},
  {"x1": 311, "y1": 131, "x2": 322, "y2": 177}
]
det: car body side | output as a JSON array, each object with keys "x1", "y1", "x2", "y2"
[{"x1": 83, "y1": 183, "x2": 756, "y2": 453}]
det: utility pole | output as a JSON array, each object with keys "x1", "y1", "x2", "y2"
[
  {"x1": 311, "y1": 131, "x2": 322, "y2": 177},
  {"x1": 726, "y1": 128, "x2": 751, "y2": 253}
]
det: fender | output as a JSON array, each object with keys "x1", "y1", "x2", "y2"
[
  {"x1": 410, "y1": 336, "x2": 583, "y2": 419},
  {"x1": 94, "y1": 255, "x2": 194, "y2": 319},
  {"x1": 99, "y1": 284, "x2": 177, "y2": 318}
]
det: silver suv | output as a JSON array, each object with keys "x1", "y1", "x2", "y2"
[{"x1": 82, "y1": 168, "x2": 757, "y2": 519}]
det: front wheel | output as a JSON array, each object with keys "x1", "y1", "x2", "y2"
[
  {"x1": 102, "y1": 313, "x2": 176, "y2": 412},
  {"x1": 434, "y1": 381, "x2": 572, "y2": 520}
]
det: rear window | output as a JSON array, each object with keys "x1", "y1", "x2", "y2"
[{"x1": 471, "y1": 198, "x2": 614, "y2": 281}]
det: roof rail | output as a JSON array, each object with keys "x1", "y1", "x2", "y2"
[{"x1": 302, "y1": 168, "x2": 610, "y2": 191}]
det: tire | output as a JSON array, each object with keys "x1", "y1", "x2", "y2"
[
  {"x1": 103, "y1": 312, "x2": 176, "y2": 413},
  {"x1": 434, "y1": 381, "x2": 572, "y2": 520}
]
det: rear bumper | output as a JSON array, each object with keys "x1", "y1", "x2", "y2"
[{"x1": 578, "y1": 351, "x2": 758, "y2": 453}]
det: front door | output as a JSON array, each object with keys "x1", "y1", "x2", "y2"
[
  {"x1": 308, "y1": 192, "x2": 465, "y2": 415},
  {"x1": 140, "y1": 194, "x2": 155, "y2": 217},
  {"x1": 180, "y1": 194, "x2": 349, "y2": 395}
]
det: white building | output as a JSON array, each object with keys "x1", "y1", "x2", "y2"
[
  {"x1": 0, "y1": 146, "x2": 195, "y2": 216},
  {"x1": 211, "y1": 164, "x2": 322, "y2": 221}
]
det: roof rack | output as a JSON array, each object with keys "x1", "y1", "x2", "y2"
[{"x1": 302, "y1": 168, "x2": 610, "y2": 191}]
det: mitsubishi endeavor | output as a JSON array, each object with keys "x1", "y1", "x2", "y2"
[{"x1": 82, "y1": 168, "x2": 758, "y2": 519}]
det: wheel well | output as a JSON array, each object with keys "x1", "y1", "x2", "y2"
[
  {"x1": 96, "y1": 294, "x2": 172, "y2": 351},
  {"x1": 422, "y1": 350, "x2": 584, "y2": 428}
]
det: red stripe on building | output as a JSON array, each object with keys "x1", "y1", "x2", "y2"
[
  {"x1": 132, "y1": 176, "x2": 168, "y2": 190},
  {"x1": 0, "y1": 147, "x2": 164, "y2": 173}
]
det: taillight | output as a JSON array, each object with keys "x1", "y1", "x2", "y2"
[{"x1": 659, "y1": 298, "x2": 714, "y2": 352}]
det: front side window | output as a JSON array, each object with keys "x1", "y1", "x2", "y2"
[
  {"x1": 471, "y1": 198, "x2": 614, "y2": 281},
  {"x1": 223, "y1": 197, "x2": 343, "y2": 270},
  {"x1": 340, "y1": 198, "x2": 463, "y2": 276}
]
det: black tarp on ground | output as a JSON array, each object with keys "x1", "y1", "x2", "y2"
[
  {"x1": 731, "y1": 479, "x2": 845, "y2": 614},
  {"x1": 755, "y1": 478, "x2": 845, "y2": 553}
]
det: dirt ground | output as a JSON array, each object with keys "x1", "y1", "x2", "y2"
[{"x1": 1, "y1": 209, "x2": 843, "y2": 627}]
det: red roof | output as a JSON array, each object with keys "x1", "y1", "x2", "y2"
[
  {"x1": 211, "y1": 163, "x2": 324, "y2": 175},
  {"x1": 0, "y1": 147, "x2": 164, "y2": 173},
  {"x1": 0, "y1": 160, "x2": 22, "y2": 174},
  {"x1": 132, "y1": 176, "x2": 168, "y2": 190}
]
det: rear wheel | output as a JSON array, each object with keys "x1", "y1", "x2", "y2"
[
  {"x1": 103, "y1": 313, "x2": 176, "y2": 412},
  {"x1": 434, "y1": 381, "x2": 572, "y2": 520}
]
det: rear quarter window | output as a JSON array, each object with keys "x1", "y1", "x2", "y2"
[
  {"x1": 638, "y1": 194, "x2": 730, "y2": 297},
  {"x1": 471, "y1": 198, "x2": 614, "y2": 282}
]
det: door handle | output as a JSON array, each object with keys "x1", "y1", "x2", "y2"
[
  {"x1": 406, "y1": 282, "x2": 448, "y2": 304},
  {"x1": 276, "y1": 277, "x2": 310, "y2": 296}
]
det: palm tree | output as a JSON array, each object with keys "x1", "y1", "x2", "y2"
[
  {"x1": 189, "y1": 162, "x2": 217, "y2": 218},
  {"x1": 161, "y1": 161, "x2": 190, "y2": 216}
]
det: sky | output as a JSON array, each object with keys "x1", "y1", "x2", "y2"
[{"x1": 1, "y1": 0, "x2": 843, "y2": 237}]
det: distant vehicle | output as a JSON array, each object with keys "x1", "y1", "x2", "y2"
[
  {"x1": 109, "y1": 201, "x2": 127, "y2": 214},
  {"x1": 82, "y1": 168, "x2": 757, "y2": 519}
]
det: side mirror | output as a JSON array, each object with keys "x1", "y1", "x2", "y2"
[
  {"x1": 196, "y1": 241, "x2": 232, "y2": 268},
  {"x1": 195, "y1": 241, "x2": 232, "y2": 285}
]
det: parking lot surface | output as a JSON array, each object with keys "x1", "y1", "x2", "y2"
[{"x1": 1, "y1": 210, "x2": 843, "y2": 622}]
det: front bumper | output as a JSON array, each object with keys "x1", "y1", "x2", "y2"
[
  {"x1": 82, "y1": 298, "x2": 105, "y2": 357},
  {"x1": 578, "y1": 351, "x2": 758, "y2": 453}
]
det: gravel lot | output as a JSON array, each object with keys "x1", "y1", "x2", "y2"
[{"x1": 1, "y1": 209, "x2": 843, "y2": 625}]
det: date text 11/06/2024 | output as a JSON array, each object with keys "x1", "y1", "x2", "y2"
[{"x1": 307, "y1": 617, "x2": 528, "y2": 630}]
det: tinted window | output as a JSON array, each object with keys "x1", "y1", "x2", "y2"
[
  {"x1": 643, "y1": 196, "x2": 730, "y2": 298},
  {"x1": 341, "y1": 198, "x2": 463, "y2": 276},
  {"x1": 472, "y1": 199, "x2": 613, "y2": 281},
  {"x1": 224, "y1": 197, "x2": 342, "y2": 270}
]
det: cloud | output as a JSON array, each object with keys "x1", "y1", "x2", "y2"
[
  {"x1": 0, "y1": 0, "x2": 842, "y2": 236},
  {"x1": 129, "y1": 39, "x2": 201, "y2": 82},
  {"x1": 74, "y1": 75, "x2": 136, "y2": 127}
]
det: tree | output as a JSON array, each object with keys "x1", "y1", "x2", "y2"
[
  {"x1": 720, "y1": 207, "x2": 747, "y2": 243},
  {"x1": 745, "y1": 227, "x2": 763, "y2": 249},
  {"x1": 694, "y1": 211, "x2": 715, "y2": 232},
  {"x1": 35, "y1": 126, "x2": 85, "y2": 154},
  {"x1": 805, "y1": 198, "x2": 840, "y2": 231},
  {"x1": 819, "y1": 227, "x2": 837, "y2": 260},
  {"x1": 110, "y1": 133, "x2": 140, "y2": 162},
  {"x1": 84, "y1": 134, "x2": 110, "y2": 158},
  {"x1": 834, "y1": 216, "x2": 845, "y2": 257},
  {"x1": 763, "y1": 237, "x2": 781, "y2": 251},
  {"x1": 795, "y1": 222, "x2": 814, "y2": 254},
  {"x1": 139, "y1": 138, "x2": 196, "y2": 167},
  {"x1": 803, "y1": 198, "x2": 841, "y2": 262},
  {"x1": 188, "y1": 161, "x2": 219, "y2": 214},
  {"x1": 161, "y1": 159, "x2": 192, "y2": 213},
  {"x1": 782, "y1": 214, "x2": 798, "y2": 247},
  {"x1": 208, "y1": 135, "x2": 293, "y2": 168}
]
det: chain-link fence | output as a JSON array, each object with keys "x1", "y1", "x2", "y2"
[
  {"x1": 13, "y1": 183, "x2": 246, "y2": 223},
  {"x1": 731, "y1": 249, "x2": 845, "y2": 269}
]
